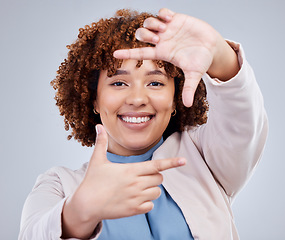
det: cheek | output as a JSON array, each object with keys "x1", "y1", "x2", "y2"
[
  {"x1": 151, "y1": 92, "x2": 175, "y2": 111},
  {"x1": 96, "y1": 91, "x2": 121, "y2": 113}
]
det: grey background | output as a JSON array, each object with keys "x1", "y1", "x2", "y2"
[{"x1": 0, "y1": 0, "x2": 284, "y2": 239}]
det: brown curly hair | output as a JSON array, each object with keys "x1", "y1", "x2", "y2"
[{"x1": 51, "y1": 9, "x2": 208, "y2": 147}]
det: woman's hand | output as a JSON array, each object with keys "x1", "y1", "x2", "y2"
[
  {"x1": 114, "y1": 8, "x2": 239, "y2": 107},
  {"x1": 61, "y1": 124, "x2": 186, "y2": 239}
]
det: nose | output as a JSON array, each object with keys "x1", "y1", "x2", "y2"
[{"x1": 125, "y1": 86, "x2": 149, "y2": 107}]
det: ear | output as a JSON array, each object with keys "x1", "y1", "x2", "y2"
[
  {"x1": 93, "y1": 100, "x2": 100, "y2": 114},
  {"x1": 172, "y1": 101, "x2": 176, "y2": 112}
]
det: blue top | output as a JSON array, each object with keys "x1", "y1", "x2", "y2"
[{"x1": 98, "y1": 138, "x2": 194, "y2": 240}]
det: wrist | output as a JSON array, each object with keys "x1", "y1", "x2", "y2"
[
  {"x1": 207, "y1": 37, "x2": 240, "y2": 81},
  {"x1": 61, "y1": 193, "x2": 101, "y2": 239}
]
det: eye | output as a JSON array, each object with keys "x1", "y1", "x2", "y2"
[
  {"x1": 148, "y1": 81, "x2": 164, "y2": 87},
  {"x1": 111, "y1": 81, "x2": 127, "y2": 87}
]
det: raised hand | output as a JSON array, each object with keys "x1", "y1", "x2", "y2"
[
  {"x1": 61, "y1": 124, "x2": 186, "y2": 238},
  {"x1": 113, "y1": 8, "x2": 239, "y2": 107}
]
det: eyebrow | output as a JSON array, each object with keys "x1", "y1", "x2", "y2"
[
  {"x1": 113, "y1": 70, "x2": 130, "y2": 76},
  {"x1": 112, "y1": 69, "x2": 167, "y2": 77},
  {"x1": 146, "y1": 70, "x2": 167, "y2": 77}
]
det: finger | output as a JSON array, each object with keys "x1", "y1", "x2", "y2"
[
  {"x1": 89, "y1": 124, "x2": 109, "y2": 166},
  {"x1": 141, "y1": 186, "x2": 162, "y2": 201},
  {"x1": 143, "y1": 17, "x2": 167, "y2": 32},
  {"x1": 138, "y1": 173, "x2": 164, "y2": 190},
  {"x1": 113, "y1": 47, "x2": 157, "y2": 60},
  {"x1": 134, "y1": 187, "x2": 161, "y2": 214},
  {"x1": 136, "y1": 157, "x2": 186, "y2": 176},
  {"x1": 137, "y1": 201, "x2": 154, "y2": 214},
  {"x1": 136, "y1": 28, "x2": 160, "y2": 44},
  {"x1": 182, "y1": 72, "x2": 203, "y2": 107},
  {"x1": 158, "y1": 8, "x2": 175, "y2": 22}
]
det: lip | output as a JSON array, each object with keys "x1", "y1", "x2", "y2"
[
  {"x1": 118, "y1": 112, "x2": 155, "y2": 117},
  {"x1": 118, "y1": 112, "x2": 155, "y2": 130}
]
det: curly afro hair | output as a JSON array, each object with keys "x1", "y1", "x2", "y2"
[{"x1": 51, "y1": 9, "x2": 208, "y2": 147}]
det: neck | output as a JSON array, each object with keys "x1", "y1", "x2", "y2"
[{"x1": 107, "y1": 137, "x2": 163, "y2": 156}]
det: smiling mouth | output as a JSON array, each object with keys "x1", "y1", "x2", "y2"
[{"x1": 118, "y1": 115, "x2": 154, "y2": 124}]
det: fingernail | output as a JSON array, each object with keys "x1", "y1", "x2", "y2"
[
  {"x1": 165, "y1": 15, "x2": 172, "y2": 21},
  {"x1": 113, "y1": 50, "x2": 118, "y2": 58},
  {"x1": 96, "y1": 125, "x2": 101, "y2": 135},
  {"x1": 168, "y1": 9, "x2": 175, "y2": 15},
  {"x1": 159, "y1": 24, "x2": 166, "y2": 31},
  {"x1": 178, "y1": 158, "x2": 186, "y2": 165},
  {"x1": 152, "y1": 35, "x2": 159, "y2": 43},
  {"x1": 135, "y1": 30, "x2": 142, "y2": 41}
]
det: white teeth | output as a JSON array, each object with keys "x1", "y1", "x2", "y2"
[{"x1": 121, "y1": 116, "x2": 151, "y2": 123}]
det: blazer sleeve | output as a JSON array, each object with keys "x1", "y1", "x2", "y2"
[
  {"x1": 189, "y1": 41, "x2": 268, "y2": 199},
  {"x1": 18, "y1": 167, "x2": 102, "y2": 240}
]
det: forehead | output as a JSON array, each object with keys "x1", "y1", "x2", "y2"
[
  {"x1": 122, "y1": 59, "x2": 161, "y2": 68},
  {"x1": 99, "y1": 59, "x2": 170, "y2": 82},
  {"x1": 114, "y1": 59, "x2": 167, "y2": 75}
]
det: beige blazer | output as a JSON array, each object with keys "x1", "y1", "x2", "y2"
[{"x1": 19, "y1": 41, "x2": 268, "y2": 240}]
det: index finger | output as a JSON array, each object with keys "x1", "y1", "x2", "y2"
[
  {"x1": 113, "y1": 47, "x2": 157, "y2": 60},
  {"x1": 136, "y1": 157, "x2": 186, "y2": 176}
]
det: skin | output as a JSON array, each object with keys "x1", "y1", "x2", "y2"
[
  {"x1": 62, "y1": 125, "x2": 186, "y2": 238},
  {"x1": 94, "y1": 59, "x2": 175, "y2": 156},
  {"x1": 114, "y1": 8, "x2": 240, "y2": 107},
  {"x1": 61, "y1": 8, "x2": 240, "y2": 239}
]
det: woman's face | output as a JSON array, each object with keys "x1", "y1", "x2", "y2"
[{"x1": 95, "y1": 59, "x2": 175, "y2": 156}]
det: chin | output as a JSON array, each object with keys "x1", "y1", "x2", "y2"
[
  {"x1": 121, "y1": 138, "x2": 159, "y2": 154},
  {"x1": 124, "y1": 142, "x2": 150, "y2": 151}
]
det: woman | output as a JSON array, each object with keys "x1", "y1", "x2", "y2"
[{"x1": 19, "y1": 8, "x2": 268, "y2": 240}]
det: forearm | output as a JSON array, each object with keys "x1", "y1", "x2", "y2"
[{"x1": 199, "y1": 44, "x2": 268, "y2": 196}]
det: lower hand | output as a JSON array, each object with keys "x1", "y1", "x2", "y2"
[{"x1": 62, "y1": 124, "x2": 186, "y2": 238}]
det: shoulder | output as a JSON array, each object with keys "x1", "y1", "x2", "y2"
[{"x1": 33, "y1": 163, "x2": 88, "y2": 196}]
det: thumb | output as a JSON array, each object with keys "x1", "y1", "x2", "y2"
[
  {"x1": 182, "y1": 71, "x2": 202, "y2": 107},
  {"x1": 89, "y1": 124, "x2": 109, "y2": 166}
]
